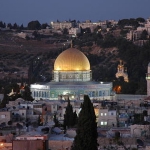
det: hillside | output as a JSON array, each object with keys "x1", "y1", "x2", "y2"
[{"x1": 0, "y1": 29, "x2": 150, "y2": 94}]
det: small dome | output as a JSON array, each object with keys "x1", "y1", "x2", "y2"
[{"x1": 54, "y1": 48, "x2": 90, "y2": 71}]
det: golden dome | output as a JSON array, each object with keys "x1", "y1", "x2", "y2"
[{"x1": 54, "y1": 48, "x2": 90, "y2": 71}]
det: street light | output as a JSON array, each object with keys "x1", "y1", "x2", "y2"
[{"x1": 0, "y1": 143, "x2": 3, "y2": 147}]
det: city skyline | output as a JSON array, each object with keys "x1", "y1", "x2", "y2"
[{"x1": 0, "y1": 0, "x2": 150, "y2": 26}]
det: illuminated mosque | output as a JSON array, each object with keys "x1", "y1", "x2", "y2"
[{"x1": 30, "y1": 46, "x2": 113, "y2": 100}]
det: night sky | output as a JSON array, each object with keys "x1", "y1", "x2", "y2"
[{"x1": 0, "y1": 0, "x2": 150, "y2": 26}]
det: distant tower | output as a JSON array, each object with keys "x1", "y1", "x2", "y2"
[
  {"x1": 146, "y1": 63, "x2": 150, "y2": 96},
  {"x1": 115, "y1": 60, "x2": 129, "y2": 82}
]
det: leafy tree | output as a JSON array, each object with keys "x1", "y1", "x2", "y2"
[
  {"x1": 133, "y1": 114, "x2": 143, "y2": 124},
  {"x1": 41, "y1": 23, "x2": 48, "y2": 29},
  {"x1": 136, "y1": 17, "x2": 145, "y2": 23},
  {"x1": 71, "y1": 95, "x2": 98, "y2": 150},
  {"x1": 32, "y1": 31, "x2": 41, "y2": 40},
  {"x1": 140, "y1": 30, "x2": 148, "y2": 40},
  {"x1": 32, "y1": 31, "x2": 38, "y2": 37},
  {"x1": 118, "y1": 18, "x2": 139, "y2": 28},
  {"x1": 120, "y1": 29, "x2": 129, "y2": 37},
  {"x1": 8, "y1": 120, "x2": 12, "y2": 126},
  {"x1": 101, "y1": 34, "x2": 116, "y2": 48},
  {"x1": 83, "y1": 27, "x2": 91, "y2": 34},
  {"x1": 28, "y1": 20, "x2": 41, "y2": 30},
  {"x1": 21, "y1": 85, "x2": 34, "y2": 101},
  {"x1": 63, "y1": 28, "x2": 68, "y2": 35}
]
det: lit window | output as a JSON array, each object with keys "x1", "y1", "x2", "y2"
[
  {"x1": 101, "y1": 113, "x2": 103, "y2": 116},
  {"x1": 101, "y1": 121, "x2": 107, "y2": 125},
  {"x1": 104, "y1": 122, "x2": 107, "y2": 125},
  {"x1": 104, "y1": 113, "x2": 107, "y2": 116}
]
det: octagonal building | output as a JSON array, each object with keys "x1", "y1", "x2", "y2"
[{"x1": 30, "y1": 47, "x2": 113, "y2": 100}]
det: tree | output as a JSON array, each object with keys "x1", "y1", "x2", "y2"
[
  {"x1": 140, "y1": 30, "x2": 148, "y2": 40},
  {"x1": 41, "y1": 23, "x2": 48, "y2": 29},
  {"x1": 0, "y1": 92, "x2": 9, "y2": 108},
  {"x1": 0, "y1": 21, "x2": 5, "y2": 28},
  {"x1": 21, "y1": 85, "x2": 34, "y2": 101},
  {"x1": 13, "y1": 23, "x2": 18, "y2": 29},
  {"x1": 71, "y1": 95, "x2": 98, "y2": 150},
  {"x1": 64, "y1": 99, "x2": 77, "y2": 129},
  {"x1": 27, "y1": 20, "x2": 41, "y2": 30},
  {"x1": 32, "y1": 31, "x2": 41, "y2": 40},
  {"x1": 73, "y1": 111, "x2": 78, "y2": 126},
  {"x1": 20, "y1": 24, "x2": 24, "y2": 30},
  {"x1": 53, "y1": 113, "x2": 59, "y2": 127},
  {"x1": 136, "y1": 17, "x2": 145, "y2": 23},
  {"x1": 8, "y1": 120, "x2": 12, "y2": 126},
  {"x1": 7, "y1": 23, "x2": 12, "y2": 29},
  {"x1": 63, "y1": 28, "x2": 68, "y2": 35}
]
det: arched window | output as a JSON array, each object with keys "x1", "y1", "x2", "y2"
[
  {"x1": 37, "y1": 91, "x2": 39, "y2": 97},
  {"x1": 39, "y1": 91, "x2": 41, "y2": 97},
  {"x1": 92, "y1": 91, "x2": 95, "y2": 97},
  {"x1": 99, "y1": 91, "x2": 102, "y2": 96},
  {"x1": 42, "y1": 91, "x2": 44, "y2": 97},
  {"x1": 47, "y1": 92, "x2": 49, "y2": 98}
]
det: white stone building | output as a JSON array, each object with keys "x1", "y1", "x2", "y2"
[
  {"x1": 51, "y1": 21, "x2": 73, "y2": 30},
  {"x1": 68, "y1": 28, "x2": 81, "y2": 36}
]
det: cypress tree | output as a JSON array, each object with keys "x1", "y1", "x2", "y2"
[
  {"x1": 73, "y1": 111, "x2": 78, "y2": 126},
  {"x1": 53, "y1": 113, "x2": 59, "y2": 127},
  {"x1": 64, "y1": 99, "x2": 74, "y2": 128},
  {"x1": 72, "y1": 95, "x2": 98, "y2": 150}
]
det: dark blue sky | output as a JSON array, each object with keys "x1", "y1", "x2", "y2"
[{"x1": 0, "y1": 0, "x2": 150, "y2": 26}]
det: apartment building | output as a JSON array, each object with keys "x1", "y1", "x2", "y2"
[
  {"x1": 98, "y1": 108, "x2": 117, "y2": 127},
  {"x1": 69, "y1": 28, "x2": 81, "y2": 36},
  {"x1": 51, "y1": 21, "x2": 74, "y2": 30}
]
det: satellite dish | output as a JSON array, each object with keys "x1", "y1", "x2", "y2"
[{"x1": 136, "y1": 139, "x2": 144, "y2": 147}]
